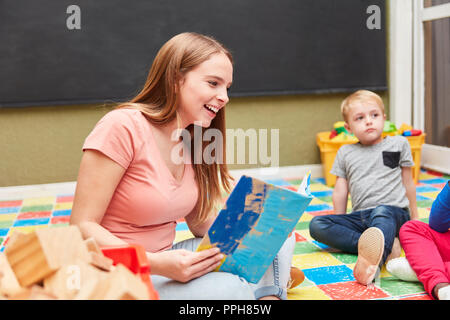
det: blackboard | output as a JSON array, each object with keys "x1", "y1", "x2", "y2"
[{"x1": 0, "y1": 0, "x2": 386, "y2": 108}]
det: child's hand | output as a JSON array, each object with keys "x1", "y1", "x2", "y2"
[{"x1": 149, "y1": 248, "x2": 224, "y2": 283}]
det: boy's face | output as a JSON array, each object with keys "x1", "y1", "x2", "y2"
[{"x1": 344, "y1": 99, "x2": 386, "y2": 145}]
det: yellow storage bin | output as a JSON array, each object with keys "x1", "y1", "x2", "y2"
[{"x1": 316, "y1": 131, "x2": 426, "y2": 187}]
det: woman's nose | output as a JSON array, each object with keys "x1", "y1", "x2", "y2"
[{"x1": 217, "y1": 89, "x2": 229, "y2": 104}]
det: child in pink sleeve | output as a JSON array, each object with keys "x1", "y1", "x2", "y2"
[{"x1": 399, "y1": 181, "x2": 450, "y2": 300}]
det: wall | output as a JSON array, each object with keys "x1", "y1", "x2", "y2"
[{"x1": 0, "y1": 92, "x2": 388, "y2": 187}]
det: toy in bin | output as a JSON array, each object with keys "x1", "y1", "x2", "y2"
[
  {"x1": 397, "y1": 123, "x2": 422, "y2": 137},
  {"x1": 329, "y1": 121, "x2": 358, "y2": 142},
  {"x1": 383, "y1": 121, "x2": 398, "y2": 135}
]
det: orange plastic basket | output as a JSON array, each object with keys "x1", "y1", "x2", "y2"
[{"x1": 316, "y1": 131, "x2": 425, "y2": 186}]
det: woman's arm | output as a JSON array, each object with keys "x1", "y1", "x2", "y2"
[
  {"x1": 70, "y1": 149, "x2": 128, "y2": 246},
  {"x1": 71, "y1": 150, "x2": 223, "y2": 282},
  {"x1": 332, "y1": 176, "x2": 349, "y2": 214},
  {"x1": 401, "y1": 167, "x2": 419, "y2": 220}
]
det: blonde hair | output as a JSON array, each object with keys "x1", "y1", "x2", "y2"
[
  {"x1": 116, "y1": 32, "x2": 234, "y2": 224},
  {"x1": 340, "y1": 90, "x2": 385, "y2": 122}
]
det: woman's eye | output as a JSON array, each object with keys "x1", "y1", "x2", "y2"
[{"x1": 208, "y1": 81, "x2": 218, "y2": 86}]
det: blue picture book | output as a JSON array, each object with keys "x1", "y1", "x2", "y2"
[{"x1": 197, "y1": 172, "x2": 313, "y2": 283}]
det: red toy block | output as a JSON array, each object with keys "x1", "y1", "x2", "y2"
[{"x1": 101, "y1": 244, "x2": 159, "y2": 300}]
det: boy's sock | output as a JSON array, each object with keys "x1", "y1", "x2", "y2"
[
  {"x1": 386, "y1": 257, "x2": 419, "y2": 282},
  {"x1": 353, "y1": 227, "x2": 385, "y2": 286},
  {"x1": 438, "y1": 285, "x2": 450, "y2": 300}
]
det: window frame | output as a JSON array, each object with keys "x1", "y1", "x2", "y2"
[{"x1": 389, "y1": 0, "x2": 450, "y2": 174}]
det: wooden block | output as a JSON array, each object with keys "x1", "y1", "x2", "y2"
[
  {"x1": 9, "y1": 285, "x2": 58, "y2": 300},
  {"x1": 90, "y1": 264, "x2": 149, "y2": 300},
  {"x1": 0, "y1": 253, "x2": 24, "y2": 297},
  {"x1": 5, "y1": 231, "x2": 27, "y2": 248},
  {"x1": 84, "y1": 237, "x2": 102, "y2": 254},
  {"x1": 37, "y1": 225, "x2": 91, "y2": 266},
  {"x1": 43, "y1": 259, "x2": 108, "y2": 300},
  {"x1": 89, "y1": 252, "x2": 113, "y2": 272},
  {"x1": 5, "y1": 225, "x2": 90, "y2": 287},
  {"x1": 84, "y1": 238, "x2": 113, "y2": 271},
  {"x1": 72, "y1": 278, "x2": 101, "y2": 300},
  {"x1": 4, "y1": 231, "x2": 56, "y2": 287}
]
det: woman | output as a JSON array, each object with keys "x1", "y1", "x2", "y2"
[{"x1": 70, "y1": 32, "x2": 295, "y2": 300}]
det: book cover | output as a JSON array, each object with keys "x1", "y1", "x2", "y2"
[{"x1": 196, "y1": 172, "x2": 313, "y2": 283}]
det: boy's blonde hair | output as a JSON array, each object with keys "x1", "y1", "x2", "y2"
[{"x1": 340, "y1": 90, "x2": 385, "y2": 122}]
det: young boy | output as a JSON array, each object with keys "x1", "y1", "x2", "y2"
[{"x1": 309, "y1": 90, "x2": 419, "y2": 285}]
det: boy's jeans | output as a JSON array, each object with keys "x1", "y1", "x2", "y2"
[{"x1": 309, "y1": 205, "x2": 410, "y2": 265}]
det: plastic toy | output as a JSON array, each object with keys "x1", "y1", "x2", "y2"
[
  {"x1": 398, "y1": 123, "x2": 413, "y2": 135},
  {"x1": 101, "y1": 244, "x2": 159, "y2": 300},
  {"x1": 383, "y1": 121, "x2": 398, "y2": 135},
  {"x1": 330, "y1": 121, "x2": 357, "y2": 141},
  {"x1": 402, "y1": 129, "x2": 422, "y2": 137}
]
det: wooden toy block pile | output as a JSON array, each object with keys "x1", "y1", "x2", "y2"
[{"x1": 0, "y1": 226, "x2": 151, "y2": 300}]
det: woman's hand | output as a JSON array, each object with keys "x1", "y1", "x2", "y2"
[{"x1": 148, "y1": 247, "x2": 224, "y2": 283}]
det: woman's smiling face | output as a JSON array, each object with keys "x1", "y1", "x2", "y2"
[{"x1": 177, "y1": 52, "x2": 233, "y2": 128}]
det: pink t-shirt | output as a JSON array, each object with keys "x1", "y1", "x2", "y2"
[{"x1": 83, "y1": 108, "x2": 198, "y2": 252}]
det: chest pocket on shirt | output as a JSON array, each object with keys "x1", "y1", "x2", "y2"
[{"x1": 382, "y1": 151, "x2": 400, "y2": 169}]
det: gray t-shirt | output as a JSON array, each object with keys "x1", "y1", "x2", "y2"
[{"x1": 331, "y1": 135, "x2": 414, "y2": 211}]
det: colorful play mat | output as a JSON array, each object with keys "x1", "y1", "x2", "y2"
[{"x1": 0, "y1": 169, "x2": 448, "y2": 300}]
